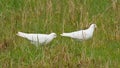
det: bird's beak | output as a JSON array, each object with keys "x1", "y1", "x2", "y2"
[
  {"x1": 55, "y1": 36, "x2": 57, "y2": 38},
  {"x1": 55, "y1": 35, "x2": 57, "y2": 38},
  {"x1": 95, "y1": 24, "x2": 97, "y2": 28}
]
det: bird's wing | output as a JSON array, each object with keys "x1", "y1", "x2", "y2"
[
  {"x1": 25, "y1": 34, "x2": 48, "y2": 42},
  {"x1": 70, "y1": 30, "x2": 84, "y2": 39}
]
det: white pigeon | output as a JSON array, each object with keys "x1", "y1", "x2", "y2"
[
  {"x1": 60, "y1": 24, "x2": 97, "y2": 40},
  {"x1": 17, "y1": 32, "x2": 57, "y2": 46}
]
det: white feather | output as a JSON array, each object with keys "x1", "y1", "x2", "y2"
[
  {"x1": 17, "y1": 32, "x2": 57, "y2": 46},
  {"x1": 60, "y1": 24, "x2": 97, "y2": 40}
]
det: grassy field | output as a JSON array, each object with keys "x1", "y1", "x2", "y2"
[{"x1": 0, "y1": 0, "x2": 120, "y2": 68}]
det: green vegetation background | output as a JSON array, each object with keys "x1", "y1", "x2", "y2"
[{"x1": 0, "y1": 0, "x2": 120, "y2": 68}]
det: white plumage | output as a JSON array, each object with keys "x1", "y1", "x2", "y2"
[
  {"x1": 60, "y1": 24, "x2": 97, "y2": 40},
  {"x1": 17, "y1": 32, "x2": 57, "y2": 46}
]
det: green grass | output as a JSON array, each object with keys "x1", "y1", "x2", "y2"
[{"x1": 0, "y1": 0, "x2": 120, "y2": 68}]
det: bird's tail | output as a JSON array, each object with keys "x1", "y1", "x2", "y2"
[
  {"x1": 60, "y1": 33, "x2": 71, "y2": 37},
  {"x1": 17, "y1": 32, "x2": 28, "y2": 38}
]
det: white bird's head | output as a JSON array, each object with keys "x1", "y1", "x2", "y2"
[
  {"x1": 90, "y1": 24, "x2": 97, "y2": 29},
  {"x1": 50, "y1": 33, "x2": 57, "y2": 38}
]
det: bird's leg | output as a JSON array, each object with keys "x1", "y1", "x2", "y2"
[{"x1": 31, "y1": 41, "x2": 39, "y2": 47}]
